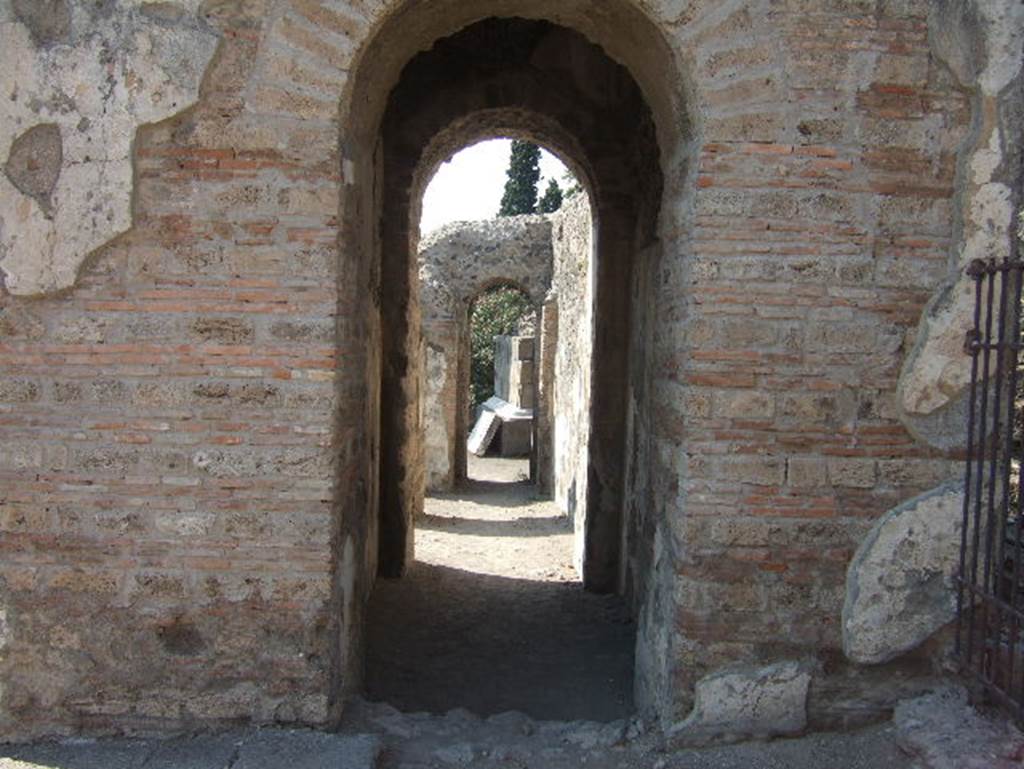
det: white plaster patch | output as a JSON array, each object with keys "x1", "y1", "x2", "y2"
[
  {"x1": 899, "y1": 276, "x2": 976, "y2": 416},
  {"x1": 976, "y1": 0, "x2": 1024, "y2": 95},
  {"x1": 0, "y1": 1, "x2": 218, "y2": 295}
]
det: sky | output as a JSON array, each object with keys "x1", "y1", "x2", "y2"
[{"x1": 419, "y1": 139, "x2": 570, "y2": 235}]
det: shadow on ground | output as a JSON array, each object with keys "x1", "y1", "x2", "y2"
[{"x1": 365, "y1": 563, "x2": 634, "y2": 722}]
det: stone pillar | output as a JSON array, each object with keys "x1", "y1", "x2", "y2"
[{"x1": 422, "y1": 319, "x2": 460, "y2": 491}]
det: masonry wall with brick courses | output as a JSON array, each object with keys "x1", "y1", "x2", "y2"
[
  {"x1": 641, "y1": 1, "x2": 977, "y2": 724},
  {"x1": 549, "y1": 194, "x2": 595, "y2": 568},
  {"x1": 0, "y1": 0, "x2": 1021, "y2": 742},
  {"x1": 0, "y1": 4, "x2": 357, "y2": 737}
]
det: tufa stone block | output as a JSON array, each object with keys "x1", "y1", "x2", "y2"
[
  {"x1": 842, "y1": 482, "x2": 965, "y2": 664},
  {"x1": 668, "y1": 660, "x2": 811, "y2": 746}
]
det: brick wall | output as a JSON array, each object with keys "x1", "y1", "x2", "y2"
[
  {"x1": 638, "y1": 0, "x2": 972, "y2": 720},
  {"x1": 0, "y1": 0, "x2": 1019, "y2": 739}
]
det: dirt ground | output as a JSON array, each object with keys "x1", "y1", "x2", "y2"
[{"x1": 364, "y1": 456, "x2": 635, "y2": 721}]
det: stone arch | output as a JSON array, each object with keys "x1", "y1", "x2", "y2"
[
  {"x1": 330, "y1": 2, "x2": 692, "y2": 713},
  {"x1": 360, "y1": 16, "x2": 672, "y2": 590},
  {"x1": 419, "y1": 217, "x2": 554, "y2": 491}
]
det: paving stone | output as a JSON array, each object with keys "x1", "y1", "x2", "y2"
[
  {"x1": 234, "y1": 730, "x2": 382, "y2": 769},
  {"x1": 1, "y1": 738, "x2": 154, "y2": 769}
]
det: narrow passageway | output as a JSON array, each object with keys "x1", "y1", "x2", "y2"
[{"x1": 365, "y1": 457, "x2": 634, "y2": 722}]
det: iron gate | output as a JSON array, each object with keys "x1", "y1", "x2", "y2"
[{"x1": 956, "y1": 249, "x2": 1024, "y2": 720}]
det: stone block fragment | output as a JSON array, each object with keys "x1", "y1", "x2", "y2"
[
  {"x1": 842, "y1": 482, "x2": 964, "y2": 664},
  {"x1": 467, "y1": 409, "x2": 501, "y2": 457},
  {"x1": 668, "y1": 660, "x2": 810, "y2": 746}
]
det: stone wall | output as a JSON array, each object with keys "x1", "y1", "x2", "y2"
[
  {"x1": 0, "y1": 0, "x2": 1021, "y2": 744},
  {"x1": 549, "y1": 194, "x2": 594, "y2": 569},
  {"x1": 417, "y1": 216, "x2": 552, "y2": 490}
]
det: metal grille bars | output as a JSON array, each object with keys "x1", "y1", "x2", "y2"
[{"x1": 956, "y1": 253, "x2": 1024, "y2": 720}]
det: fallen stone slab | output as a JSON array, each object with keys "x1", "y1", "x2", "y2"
[
  {"x1": 234, "y1": 729, "x2": 382, "y2": 769},
  {"x1": 467, "y1": 409, "x2": 501, "y2": 456},
  {"x1": 666, "y1": 660, "x2": 810, "y2": 747},
  {"x1": 843, "y1": 481, "x2": 965, "y2": 664}
]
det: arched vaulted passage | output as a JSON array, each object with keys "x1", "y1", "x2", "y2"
[
  {"x1": 333, "y1": 1, "x2": 690, "y2": 715},
  {"x1": 377, "y1": 18, "x2": 663, "y2": 589}
]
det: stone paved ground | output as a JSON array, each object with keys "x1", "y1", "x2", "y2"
[{"x1": 0, "y1": 711, "x2": 911, "y2": 769}]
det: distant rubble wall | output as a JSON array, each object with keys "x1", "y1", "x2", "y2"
[
  {"x1": 416, "y1": 194, "x2": 593, "y2": 509},
  {"x1": 418, "y1": 215, "x2": 553, "y2": 490}
]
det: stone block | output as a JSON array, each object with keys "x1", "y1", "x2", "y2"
[
  {"x1": 494, "y1": 335, "x2": 536, "y2": 409},
  {"x1": 0, "y1": 379, "x2": 40, "y2": 403},
  {"x1": 779, "y1": 391, "x2": 853, "y2": 426},
  {"x1": 714, "y1": 390, "x2": 774, "y2": 420},
  {"x1": 467, "y1": 409, "x2": 501, "y2": 457},
  {"x1": 497, "y1": 419, "x2": 532, "y2": 457},
  {"x1": 827, "y1": 457, "x2": 876, "y2": 488},
  {"x1": 668, "y1": 660, "x2": 811, "y2": 746},
  {"x1": 842, "y1": 482, "x2": 964, "y2": 664},
  {"x1": 787, "y1": 457, "x2": 827, "y2": 488},
  {"x1": 720, "y1": 456, "x2": 785, "y2": 486}
]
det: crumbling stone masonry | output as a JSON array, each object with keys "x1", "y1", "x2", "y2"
[
  {"x1": 417, "y1": 194, "x2": 594, "y2": 518},
  {"x1": 0, "y1": 0, "x2": 1023, "y2": 744},
  {"x1": 418, "y1": 213, "x2": 553, "y2": 490}
]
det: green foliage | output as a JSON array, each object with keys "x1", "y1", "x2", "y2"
[
  {"x1": 561, "y1": 169, "x2": 583, "y2": 198},
  {"x1": 498, "y1": 140, "x2": 541, "y2": 216},
  {"x1": 538, "y1": 178, "x2": 563, "y2": 213},
  {"x1": 469, "y1": 286, "x2": 533, "y2": 410}
]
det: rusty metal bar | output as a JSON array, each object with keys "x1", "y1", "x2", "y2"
[
  {"x1": 982, "y1": 260, "x2": 1010, "y2": 685},
  {"x1": 960, "y1": 269, "x2": 985, "y2": 666}
]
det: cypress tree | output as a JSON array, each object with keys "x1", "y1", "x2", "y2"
[
  {"x1": 537, "y1": 178, "x2": 563, "y2": 213},
  {"x1": 498, "y1": 140, "x2": 541, "y2": 216}
]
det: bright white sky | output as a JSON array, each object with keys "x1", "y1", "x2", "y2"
[{"x1": 420, "y1": 139, "x2": 570, "y2": 235}]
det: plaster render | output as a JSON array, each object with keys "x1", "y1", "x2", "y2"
[
  {"x1": 0, "y1": 0, "x2": 217, "y2": 295},
  {"x1": 898, "y1": 0, "x2": 1024, "y2": 424}
]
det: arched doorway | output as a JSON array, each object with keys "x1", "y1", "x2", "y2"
[
  {"x1": 333, "y1": 2, "x2": 689, "y2": 717},
  {"x1": 372, "y1": 17, "x2": 665, "y2": 591}
]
